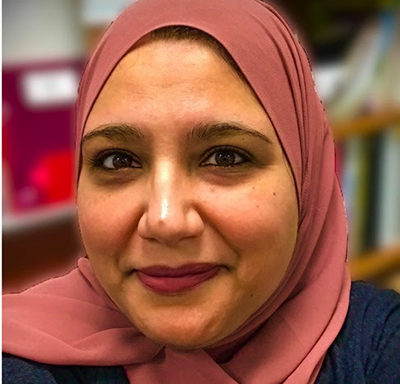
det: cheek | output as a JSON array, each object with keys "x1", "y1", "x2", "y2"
[
  {"x1": 202, "y1": 179, "x2": 298, "y2": 256},
  {"x1": 76, "y1": 183, "x2": 141, "y2": 261},
  {"x1": 200, "y1": 175, "x2": 298, "y2": 295}
]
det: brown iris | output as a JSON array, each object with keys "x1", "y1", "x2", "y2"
[
  {"x1": 214, "y1": 150, "x2": 238, "y2": 167},
  {"x1": 112, "y1": 154, "x2": 133, "y2": 169}
]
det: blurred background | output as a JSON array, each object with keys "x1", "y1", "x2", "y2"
[{"x1": 2, "y1": 0, "x2": 400, "y2": 293}]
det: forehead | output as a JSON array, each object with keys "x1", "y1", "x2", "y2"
[
  {"x1": 115, "y1": 40, "x2": 222, "y2": 87},
  {"x1": 106, "y1": 39, "x2": 245, "y2": 95},
  {"x1": 84, "y1": 39, "x2": 272, "y2": 138}
]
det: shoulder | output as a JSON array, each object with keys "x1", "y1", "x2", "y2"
[
  {"x1": 2, "y1": 354, "x2": 129, "y2": 384},
  {"x1": 3, "y1": 354, "x2": 58, "y2": 384},
  {"x1": 317, "y1": 281, "x2": 400, "y2": 383}
]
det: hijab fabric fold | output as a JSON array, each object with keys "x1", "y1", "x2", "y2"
[{"x1": 3, "y1": 0, "x2": 351, "y2": 382}]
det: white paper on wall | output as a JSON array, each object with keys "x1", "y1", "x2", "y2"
[{"x1": 21, "y1": 68, "x2": 80, "y2": 108}]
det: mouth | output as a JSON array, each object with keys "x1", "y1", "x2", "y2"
[{"x1": 135, "y1": 263, "x2": 221, "y2": 294}]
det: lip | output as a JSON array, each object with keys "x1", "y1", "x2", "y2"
[{"x1": 136, "y1": 263, "x2": 221, "y2": 294}]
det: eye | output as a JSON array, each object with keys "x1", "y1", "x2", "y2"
[
  {"x1": 202, "y1": 147, "x2": 249, "y2": 167},
  {"x1": 96, "y1": 151, "x2": 141, "y2": 170}
]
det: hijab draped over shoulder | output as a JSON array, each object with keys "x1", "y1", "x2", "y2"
[{"x1": 3, "y1": 0, "x2": 351, "y2": 382}]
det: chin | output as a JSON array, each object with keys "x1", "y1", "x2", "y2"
[
  {"x1": 135, "y1": 314, "x2": 226, "y2": 350},
  {"x1": 151, "y1": 333, "x2": 219, "y2": 351}
]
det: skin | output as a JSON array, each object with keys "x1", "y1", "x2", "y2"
[{"x1": 77, "y1": 39, "x2": 298, "y2": 350}]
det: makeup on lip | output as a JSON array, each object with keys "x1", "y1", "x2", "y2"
[{"x1": 136, "y1": 264, "x2": 221, "y2": 294}]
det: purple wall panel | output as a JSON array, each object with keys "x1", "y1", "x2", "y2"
[{"x1": 3, "y1": 60, "x2": 83, "y2": 212}]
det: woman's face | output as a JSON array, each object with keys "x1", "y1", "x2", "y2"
[{"x1": 78, "y1": 39, "x2": 298, "y2": 349}]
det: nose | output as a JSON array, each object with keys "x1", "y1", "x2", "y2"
[{"x1": 137, "y1": 161, "x2": 204, "y2": 246}]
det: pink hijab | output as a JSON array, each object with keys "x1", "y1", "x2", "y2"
[{"x1": 3, "y1": 0, "x2": 351, "y2": 382}]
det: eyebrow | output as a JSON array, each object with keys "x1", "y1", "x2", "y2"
[
  {"x1": 187, "y1": 122, "x2": 273, "y2": 144},
  {"x1": 81, "y1": 123, "x2": 145, "y2": 145},
  {"x1": 81, "y1": 122, "x2": 273, "y2": 145}
]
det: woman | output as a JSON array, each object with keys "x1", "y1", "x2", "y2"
[{"x1": 3, "y1": 0, "x2": 400, "y2": 382}]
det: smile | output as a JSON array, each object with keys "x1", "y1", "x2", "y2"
[{"x1": 136, "y1": 264, "x2": 221, "y2": 294}]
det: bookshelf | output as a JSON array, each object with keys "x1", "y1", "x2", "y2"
[
  {"x1": 2, "y1": 203, "x2": 75, "y2": 234},
  {"x1": 332, "y1": 108, "x2": 400, "y2": 282},
  {"x1": 349, "y1": 246, "x2": 400, "y2": 281},
  {"x1": 333, "y1": 109, "x2": 400, "y2": 140}
]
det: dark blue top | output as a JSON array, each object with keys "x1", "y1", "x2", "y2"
[{"x1": 3, "y1": 282, "x2": 400, "y2": 383}]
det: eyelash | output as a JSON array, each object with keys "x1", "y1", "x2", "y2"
[
  {"x1": 91, "y1": 149, "x2": 141, "y2": 171},
  {"x1": 201, "y1": 146, "x2": 251, "y2": 168},
  {"x1": 90, "y1": 146, "x2": 252, "y2": 172}
]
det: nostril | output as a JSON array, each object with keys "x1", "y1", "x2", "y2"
[
  {"x1": 138, "y1": 170, "x2": 204, "y2": 244},
  {"x1": 137, "y1": 203, "x2": 204, "y2": 245}
]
